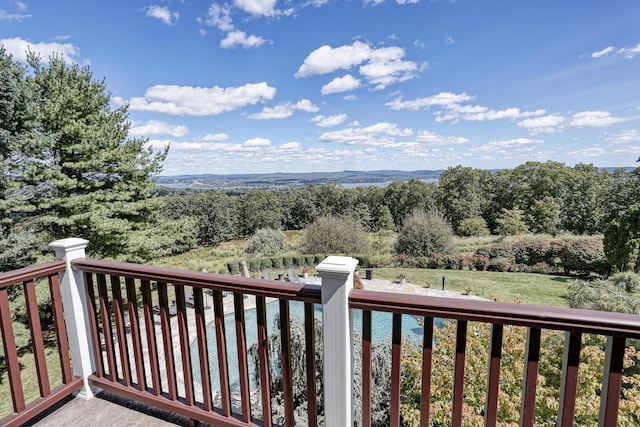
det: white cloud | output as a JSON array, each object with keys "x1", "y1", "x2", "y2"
[
  {"x1": 414, "y1": 130, "x2": 468, "y2": 145},
  {"x1": 618, "y1": 43, "x2": 640, "y2": 59},
  {"x1": 0, "y1": 37, "x2": 80, "y2": 64},
  {"x1": 319, "y1": 122, "x2": 413, "y2": 145},
  {"x1": 128, "y1": 82, "x2": 276, "y2": 116},
  {"x1": 591, "y1": 46, "x2": 615, "y2": 58},
  {"x1": 296, "y1": 40, "x2": 421, "y2": 89},
  {"x1": 472, "y1": 138, "x2": 543, "y2": 153},
  {"x1": 437, "y1": 105, "x2": 545, "y2": 122},
  {"x1": 607, "y1": 129, "x2": 640, "y2": 144},
  {"x1": 445, "y1": 36, "x2": 455, "y2": 45},
  {"x1": 201, "y1": 133, "x2": 230, "y2": 142},
  {"x1": 145, "y1": 5, "x2": 179, "y2": 26},
  {"x1": 569, "y1": 147, "x2": 606, "y2": 157},
  {"x1": 321, "y1": 74, "x2": 361, "y2": 95},
  {"x1": 296, "y1": 41, "x2": 372, "y2": 77},
  {"x1": 568, "y1": 111, "x2": 627, "y2": 127},
  {"x1": 248, "y1": 99, "x2": 319, "y2": 119},
  {"x1": 235, "y1": 0, "x2": 278, "y2": 17},
  {"x1": 517, "y1": 115, "x2": 565, "y2": 134},
  {"x1": 311, "y1": 114, "x2": 348, "y2": 127},
  {"x1": 220, "y1": 30, "x2": 266, "y2": 48},
  {"x1": 386, "y1": 92, "x2": 474, "y2": 110},
  {"x1": 244, "y1": 137, "x2": 271, "y2": 146},
  {"x1": 591, "y1": 43, "x2": 640, "y2": 59},
  {"x1": 206, "y1": 3, "x2": 234, "y2": 31},
  {"x1": 129, "y1": 120, "x2": 189, "y2": 137},
  {"x1": 0, "y1": 9, "x2": 30, "y2": 21}
]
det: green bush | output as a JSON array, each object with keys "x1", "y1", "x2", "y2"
[
  {"x1": 227, "y1": 260, "x2": 241, "y2": 275},
  {"x1": 246, "y1": 228, "x2": 290, "y2": 256},
  {"x1": 305, "y1": 254, "x2": 316, "y2": 266},
  {"x1": 559, "y1": 238, "x2": 609, "y2": 276},
  {"x1": 300, "y1": 216, "x2": 372, "y2": 255},
  {"x1": 271, "y1": 256, "x2": 284, "y2": 269},
  {"x1": 260, "y1": 257, "x2": 273, "y2": 270},
  {"x1": 248, "y1": 258, "x2": 262, "y2": 272},
  {"x1": 294, "y1": 255, "x2": 306, "y2": 267},
  {"x1": 457, "y1": 217, "x2": 490, "y2": 237},
  {"x1": 474, "y1": 242, "x2": 516, "y2": 264},
  {"x1": 487, "y1": 257, "x2": 513, "y2": 272},
  {"x1": 395, "y1": 211, "x2": 456, "y2": 258},
  {"x1": 282, "y1": 255, "x2": 293, "y2": 268}
]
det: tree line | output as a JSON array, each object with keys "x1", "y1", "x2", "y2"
[{"x1": 162, "y1": 162, "x2": 640, "y2": 245}]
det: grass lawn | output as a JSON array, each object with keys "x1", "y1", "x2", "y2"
[{"x1": 364, "y1": 267, "x2": 571, "y2": 307}]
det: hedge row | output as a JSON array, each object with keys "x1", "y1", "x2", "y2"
[
  {"x1": 227, "y1": 253, "x2": 326, "y2": 274},
  {"x1": 473, "y1": 237, "x2": 609, "y2": 276}
]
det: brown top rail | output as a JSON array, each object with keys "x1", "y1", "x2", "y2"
[
  {"x1": 0, "y1": 260, "x2": 66, "y2": 290},
  {"x1": 350, "y1": 289, "x2": 640, "y2": 339},
  {"x1": 72, "y1": 258, "x2": 322, "y2": 303}
]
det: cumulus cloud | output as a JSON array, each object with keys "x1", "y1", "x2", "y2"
[
  {"x1": 472, "y1": 138, "x2": 543, "y2": 153},
  {"x1": 517, "y1": 115, "x2": 565, "y2": 134},
  {"x1": 129, "y1": 120, "x2": 189, "y2": 138},
  {"x1": 296, "y1": 40, "x2": 422, "y2": 90},
  {"x1": 319, "y1": 122, "x2": 413, "y2": 145},
  {"x1": 220, "y1": 30, "x2": 266, "y2": 48},
  {"x1": 0, "y1": 37, "x2": 80, "y2": 63},
  {"x1": 569, "y1": 147, "x2": 606, "y2": 157},
  {"x1": 386, "y1": 92, "x2": 474, "y2": 110},
  {"x1": 415, "y1": 130, "x2": 468, "y2": 145},
  {"x1": 568, "y1": 111, "x2": 627, "y2": 127},
  {"x1": 387, "y1": 91, "x2": 544, "y2": 123},
  {"x1": 607, "y1": 129, "x2": 640, "y2": 144},
  {"x1": 206, "y1": 3, "x2": 234, "y2": 31},
  {"x1": 248, "y1": 99, "x2": 319, "y2": 119},
  {"x1": 311, "y1": 114, "x2": 348, "y2": 127},
  {"x1": 128, "y1": 82, "x2": 276, "y2": 116},
  {"x1": 618, "y1": 43, "x2": 640, "y2": 58},
  {"x1": 145, "y1": 5, "x2": 179, "y2": 26},
  {"x1": 321, "y1": 74, "x2": 361, "y2": 95},
  {"x1": 235, "y1": 0, "x2": 278, "y2": 17}
]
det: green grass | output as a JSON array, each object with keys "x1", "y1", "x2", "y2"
[
  {"x1": 361, "y1": 267, "x2": 571, "y2": 307},
  {"x1": 0, "y1": 344, "x2": 64, "y2": 419}
]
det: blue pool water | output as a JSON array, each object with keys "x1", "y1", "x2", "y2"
[{"x1": 189, "y1": 300, "x2": 431, "y2": 394}]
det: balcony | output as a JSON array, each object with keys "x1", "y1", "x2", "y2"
[{"x1": 1, "y1": 238, "x2": 640, "y2": 426}]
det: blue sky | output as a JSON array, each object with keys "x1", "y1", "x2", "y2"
[{"x1": 1, "y1": 0, "x2": 639, "y2": 175}]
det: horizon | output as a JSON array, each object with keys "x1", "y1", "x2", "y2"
[{"x1": 1, "y1": 1, "x2": 639, "y2": 175}]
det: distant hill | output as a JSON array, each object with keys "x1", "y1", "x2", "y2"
[
  {"x1": 157, "y1": 166, "x2": 636, "y2": 190},
  {"x1": 157, "y1": 170, "x2": 444, "y2": 190}
]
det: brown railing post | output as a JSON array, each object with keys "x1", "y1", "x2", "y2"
[
  {"x1": 49, "y1": 238, "x2": 97, "y2": 399},
  {"x1": 317, "y1": 256, "x2": 359, "y2": 427}
]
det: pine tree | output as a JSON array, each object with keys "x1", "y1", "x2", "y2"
[{"x1": 16, "y1": 54, "x2": 175, "y2": 262}]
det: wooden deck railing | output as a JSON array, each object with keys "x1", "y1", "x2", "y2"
[
  {"x1": 0, "y1": 261, "x2": 83, "y2": 427},
  {"x1": 2, "y1": 238, "x2": 640, "y2": 427},
  {"x1": 350, "y1": 289, "x2": 640, "y2": 427}
]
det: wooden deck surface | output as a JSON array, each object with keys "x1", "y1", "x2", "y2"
[{"x1": 25, "y1": 391, "x2": 196, "y2": 427}]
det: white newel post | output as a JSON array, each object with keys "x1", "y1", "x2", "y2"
[
  {"x1": 49, "y1": 238, "x2": 97, "y2": 400},
  {"x1": 317, "y1": 256, "x2": 359, "y2": 427}
]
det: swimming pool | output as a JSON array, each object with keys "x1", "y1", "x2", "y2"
[{"x1": 189, "y1": 300, "x2": 432, "y2": 394}]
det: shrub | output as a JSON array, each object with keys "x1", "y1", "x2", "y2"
[
  {"x1": 294, "y1": 255, "x2": 307, "y2": 267},
  {"x1": 248, "y1": 258, "x2": 261, "y2": 272},
  {"x1": 271, "y1": 256, "x2": 284, "y2": 269},
  {"x1": 457, "y1": 217, "x2": 490, "y2": 237},
  {"x1": 394, "y1": 253, "x2": 419, "y2": 268},
  {"x1": 300, "y1": 216, "x2": 372, "y2": 255},
  {"x1": 305, "y1": 254, "x2": 316, "y2": 266},
  {"x1": 395, "y1": 211, "x2": 456, "y2": 258},
  {"x1": 282, "y1": 255, "x2": 293, "y2": 268},
  {"x1": 246, "y1": 228, "x2": 290, "y2": 256},
  {"x1": 260, "y1": 257, "x2": 273, "y2": 270},
  {"x1": 487, "y1": 257, "x2": 512, "y2": 272},
  {"x1": 470, "y1": 255, "x2": 489, "y2": 271},
  {"x1": 559, "y1": 238, "x2": 609, "y2": 276},
  {"x1": 474, "y1": 242, "x2": 516, "y2": 264},
  {"x1": 227, "y1": 260, "x2": 241, "y2": 275}
]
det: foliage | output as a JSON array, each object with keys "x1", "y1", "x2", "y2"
[
  {"x1": 401, "y1": 320, "x2": 640, "y2": 426},
  {"x1": 559, "y1": 238, "x2": 609, "y2": 276},
  {"x1": 300, "y1": 216, "x2": 372, "y2": 255},
  {"x1": 247, "y1": 312, "x2": 393, "y2": 427},
  {"x1": 567, "y1": 272, "x2": 640, "y2": 314},
  {"x1": 395, "y1": 210, "x2": 456, "y2": 258},
  {"x1": 456, "y1": 217, "x2": 490, "y2": 237},
  {"x1": 246, "y1": 228, "x2": 290, "y2": 256},
  {"x1": 603, "y1": 206, "x2": 640, "y2": 273},
  {"x1": 527, "y1": 196, "x2": 561, "y2": 235},
  {"x1": 436, "y1": 166, "x2": 492, "y2": 232},
  {"x1": 239, "y1": 190, "x2": 284, "y2": 236},
  {"x1": 495, "y1": 207, "x2": 529, "y2": 235},
  {"x1": 384, "y1": 180, "x2": 438, "y2": 228}
]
